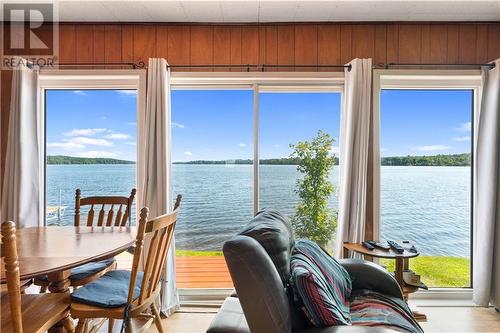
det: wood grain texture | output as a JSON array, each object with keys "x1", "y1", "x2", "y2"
[
  {"x1": 399, "y1": 25, "x2": 422, "y2": 63},
  {"x1": 75, "y1": 25, "x2": 93, "y2": 63},
  {"x1": 352, "y1": 24, "x2": 375, "y2": 59},
  {"x1": 277, "y1": 25, "x2": 294, "y2": 71},
  {"x1": 93, "y1": 25, "x2": 105, "y2": 63},
  {"x1": 294, "y1": 25, "x2": 317, "y2": 71},
  {"x1": 133, "y1": 25, "x2": 156, "y2": 64},
  {"x1": 229, "y1": 26, "x2": 242, "y2": 71},
  {"x1": 429, "y1": 24, "x2": 448, "y2": 63},
  {"x1": 241, "y1": 26, "x2": 259, "y2": 70},
  {"x1": 0, "y1": 227, "x2": 136, "y2": 281},
  {"x1": 156, "y1": 25, "x2": 168, "y2": 60},
  {"x1": 213, "y1": 26, "x2": 231, "y2": 71},
  {"x1": 318, "y1": 24, "x2": 340, "y2": 70},
  {"x1": 190, "y1": 26, "x2": 213, "y2": 71},
  {"x1": 104, "y1": 25, "x2": 122, "y2": 63},
  {"x1": 340, "y1": 24, "x2": 353, "y2": 64}
]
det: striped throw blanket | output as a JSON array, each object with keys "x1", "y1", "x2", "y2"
[
  {"x1": 350, "y1": 289, "x2": 424, "y2": 333},
  {"x1": 290, "y1": 239, "x2": 352, "y2": 326}
]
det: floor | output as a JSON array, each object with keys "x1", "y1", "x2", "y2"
[{"x1": 95, "y1": 306, "x2": 500, "y2": 333}]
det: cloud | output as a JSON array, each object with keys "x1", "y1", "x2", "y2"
[
  {"x1": 415, "y1": 145, "x2": 451, "y2": 152},
  {"x1": 331, "y1": 146, "x2": 339, "y2": 154},
  {"x1": 75, "y1": 151, "x2": 118, "y2": 158},
  {"x1": 73, "y1": 90, "x2": 87, "y2": 96},
  {"x1": 454, "y1": 122, "x2": 471, "y2": 131},
  {"x1": 125, "y1": 142, "x2": 136, "y2": 146},
  {"x1": 117, "y1": 90, "x2": 137, "y2": 96},
  {"x1": 105, "y1": 133, "x2": 130, "y2": 140},
  {"x1": 64, "y1": 128, "x2": 108, "y2": 137},
  {"x1": 237, "y1": 143, "x2": 247, "y2": 148},
  {"x1": 47, "y1": 142, "x2": 85, "y2": 150},
  {"x1": 70, "y1": 137, "x2": 113, "y2": 146},
  {"x1": 172, "y1": 122, "x2": 185, "y2": 129},
  {"x1": 453, "y1": 136, "x2": 470, "y2": 142},
  {"x1": 184, "y1": 151, "x2": 192, "y2": 156}
]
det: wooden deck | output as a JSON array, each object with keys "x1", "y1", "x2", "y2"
[
  {"x1": 176, "y1": 256, "x2": 233, "y2": 289},
  {"x1": 117, "y1": 253, "x2": 233, "y2": 289}
]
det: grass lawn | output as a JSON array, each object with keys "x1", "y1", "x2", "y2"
[
  {"x1": 176, "y1": 249, "x2": 223, "y2": 256},
  {"x1": 380, "y1": 256, "x2": 470, "y2": 288}
]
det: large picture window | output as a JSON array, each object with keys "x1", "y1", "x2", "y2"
[
  {"x1": 170, "y1": 81, "x2": 343, "y2": 290},
  {"x1": 378, "y1": 88, "x2": 474, "y2": 288},
  {"x1": 44, "y1": 89, "x2": 138, "y2": 225}
]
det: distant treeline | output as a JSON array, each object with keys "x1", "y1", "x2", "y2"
[
  {"x1": 174, "y1": 157, "x2": 305, "y2": 165},
  {"x1": 176, "y1": 153, "x2": 471, "y2": 166},
  {"x1": 48, "y1": 153, "x2": 471, "y2": 166},
  {"x1": 381, "y1": 153, "x2": 470, "y2": 166},
  {"x1": 47, "y1": 155, "x2": 135, "y2": 165}
]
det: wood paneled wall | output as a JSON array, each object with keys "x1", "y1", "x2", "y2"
[{"x1": 2, "y1": 22, "x2": 500, "y2": 191}]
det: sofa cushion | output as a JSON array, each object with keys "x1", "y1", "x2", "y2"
[
  {"x1": 71, "y1": 270, "x2": 143, "y2": 308},
  {"x1": 350, "y1": 289, "x2": 423, "y2": 333},
  {"x1": 238, "y1": 209, "x2": 295, "y2": 285},
  {"x1": 291, "y1": 239, "x2": 352, "y2": 327}
]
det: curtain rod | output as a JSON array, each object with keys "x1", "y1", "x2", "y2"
[
  {"x1": 53, "y1": 61, "x2": 146, "y2": 69},
  {"x1": 386, "y1": 62, "x2": 495, "y2": 69},
  {"x1": 165, "y1": 64, "x2": 352, "y2": 72}
]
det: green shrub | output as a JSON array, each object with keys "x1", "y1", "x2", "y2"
[{"x1": 289, "y1": 131, "x2": 337, "y2": 247}]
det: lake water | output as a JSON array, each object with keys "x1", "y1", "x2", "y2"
[{"x1": 46, "y1": 164, "x2": 470, "y2": 257}]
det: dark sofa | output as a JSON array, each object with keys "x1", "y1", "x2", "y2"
[{"x1": 207, "y1": 210, "x2": 420, "y2": 333}]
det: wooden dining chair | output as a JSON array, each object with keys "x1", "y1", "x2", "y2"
[
  {"x1": 70, "y1": 194, "x2": 181, "y2": 333},
  {"x1": 1, "y1": 221, "x2": 73, "y2": 333},
  {"x1": 35, "y1": 188, "x2": 137, "y2": 292}
]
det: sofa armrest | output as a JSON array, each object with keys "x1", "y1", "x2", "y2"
[{"x1": 338, "y1": 259, "x2": 403, "y2": 300}]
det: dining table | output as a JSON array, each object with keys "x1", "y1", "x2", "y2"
[{"x1": 0, "y1": 226, "x2": 136, "y2": 333}]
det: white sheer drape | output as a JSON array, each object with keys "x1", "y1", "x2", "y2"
[
  {"x1": 1, "y1": 59, "x2": 42, "y2": 228},
  {"x1": 335, "y1": 58, "x2": 378, "y2": 258},
  {"x1": 137, "y1": 58, "x2": 179, "y2": 315},
  {"x1": 473, "y1": 59, "x2": 500, "y2": 308}
]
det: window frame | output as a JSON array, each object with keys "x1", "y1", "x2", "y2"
[
  {"x1": 373, "y1": 69, "x2": 482, "y2": 295},
  {"x1": 170, "y1": 72, "x2": 344, "y2": 216},
  {"x1": 39, "y1": 69, "x2": 146, "y2": 226}
]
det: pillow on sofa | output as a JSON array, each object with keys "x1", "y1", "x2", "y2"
[
  {"x1": 239, "y1": 209, "x2": 295, "y2": 284},
  {"x1": 290, "y1": 239, "x2": 352, "y2": 327}
]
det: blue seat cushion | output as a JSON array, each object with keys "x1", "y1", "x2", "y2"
[
  {"x1": 71, "y1": 270, "x2": 144, "y2": 308},
  {"x1": 37, "y1": 258, "x2": 116, "y2": 282}
]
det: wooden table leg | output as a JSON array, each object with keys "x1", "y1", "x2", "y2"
[
  {"x1": 395, "y1": 256, "x2": 404, "y2": 290},
  {"x1": 48, "y1": 270, "x2": 75, "y2": 333}
]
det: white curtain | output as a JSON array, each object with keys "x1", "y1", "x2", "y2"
[
  {"x1": 473, "y1": 59, "x2": 500, "y2": 308},
  {"x1": 137, "y1": 58, "x2": 179, "y2": 315},
  {"x1": 335, "y1": 58, "x2": 378, "y2": 258},
  {"x1": 1, "y1": 58, "x2": 42, "y2": 228}
]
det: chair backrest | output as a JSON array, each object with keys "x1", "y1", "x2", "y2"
[
  {"x1": 75, "y1": 188, "x2": 136, "y2": 227},
  {"x1": 1, "y1": 221, "x2": 23, "y2": 333},
  {"x1": 127, "y1": 194, "x2": 181, "y2": 308}
]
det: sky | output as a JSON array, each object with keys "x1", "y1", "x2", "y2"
[
  {"x1": 46, "y1": 89, "x2": 137, "y2": 161},
  {"x1": 46, "y1": 89, "x2": 472, "y2": 162}
]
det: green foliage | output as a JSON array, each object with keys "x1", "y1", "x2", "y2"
[
  {"x1": 289, "y1": 131, "x2": 337, "y2": 247},
  {"x1": 47, "y1": 155, "x2": 135, "y2": 165},
  {"x1": 381, "y1": 153, "x2": 470, "y2": 166}
]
